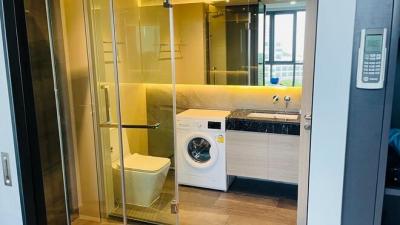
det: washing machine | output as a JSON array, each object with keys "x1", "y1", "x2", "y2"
[{"x1": 177, "y1": 109, "x2": 232, "y2": 191}]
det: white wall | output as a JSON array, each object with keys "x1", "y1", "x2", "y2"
[
  {"x1": 307, "y1": 0, "x2": 356, "y2": 225},
  {"x1": 0, "y1": 17, "x2": 24, "y2": 225}
]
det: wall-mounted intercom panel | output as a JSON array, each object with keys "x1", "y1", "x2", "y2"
[{"x1": 356, "y1": 28, "x2": 387, "y2": 89}]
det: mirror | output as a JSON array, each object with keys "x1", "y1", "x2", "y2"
[{"x1": 174, "y1": 0, "x2": 306, "y2": 87}]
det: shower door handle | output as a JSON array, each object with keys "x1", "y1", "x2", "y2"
[
  {"x1": 101, "y1": 85, "x2": 111, "y2": 123},
  {"x1": 99, "y1": 122, "x2": 161, "y2": 129}
]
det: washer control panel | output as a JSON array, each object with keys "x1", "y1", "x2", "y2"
[
  {"x1": 176, "y1": 119, "x2": 225, "y2": 131},
  {"x1": 357, "y1": 28, "x2": 387, "y2": 89}
]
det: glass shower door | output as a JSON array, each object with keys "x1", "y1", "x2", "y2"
[
  {"x1": 84, "y1": 0, "x2": 126, "y2": 224},
  {"x1": 112, "y1": 1, "x2": 178, "y2": 224},
  {"x1": 86, "y1": 0, "x2": 178, "y2": 224}
]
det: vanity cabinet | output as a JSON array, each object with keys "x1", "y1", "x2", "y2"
[
  {"x1": 226, "y1": 131, "x2": 268, "y2": 179},
  {"x1": 226, "y1": 130, "x2": 299, "y2": 184},
  {"x1": 268, "y1": 134, "x2": 299, "y2": 183}
]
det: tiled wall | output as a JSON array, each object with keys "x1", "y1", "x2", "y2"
[
  {"x1": 144, "y1": 84, "x2": 302, "y2": 113},
  {"x1": 175, "y1": 84, "x2": 302, "y2": 111},
  {"x1": 121, "y1": 84, "x2": 301, "y2": 161}
]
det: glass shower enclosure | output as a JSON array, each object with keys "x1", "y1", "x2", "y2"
[
  {"x1": 85, "y1": 0, "x2": 178, "y2": 224},
  {"x1": 38, "y1": 0, "x2": 179, "y2": 224}
]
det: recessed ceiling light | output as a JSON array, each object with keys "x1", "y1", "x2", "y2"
[{"x1": 290, "y1": 1, "x2": 297, "y2": 4}]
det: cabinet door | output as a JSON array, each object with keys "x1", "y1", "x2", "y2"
[
  {"x1": 226, "y1": 131, "x2": 268, "y2": 179},
  {"x1": 268, "y1": 134, "x2": 300, "y2": 184}
]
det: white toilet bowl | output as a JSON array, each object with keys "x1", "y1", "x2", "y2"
[{"x1": 110, "y1": 129, "x2": 171, "y2": 207}]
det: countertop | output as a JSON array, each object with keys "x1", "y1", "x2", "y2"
[{"x1": 226, "y1": 109, "x2": 301, "y2": 135}]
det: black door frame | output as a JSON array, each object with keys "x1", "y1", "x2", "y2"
[
  {"x1": 341, "y1": 0, "x2": 400, "y2": 224},
  {"x1": 3, "y1": 0, "x2": 400, "y2": 224},
  {"x1": 0, "y1": 0, "x2": 47, "y2": 224}
]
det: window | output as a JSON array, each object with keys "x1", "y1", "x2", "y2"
[
  {"x1": 258, "y1": 10, "x2": 306, "y2": 87},
  {"x1": 274, "y1": 14, "x2": 294, "y2": 61}
]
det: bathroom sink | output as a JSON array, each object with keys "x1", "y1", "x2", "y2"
[{"x1": 247, "y1": 112, "x2": 299, "y2": 121}]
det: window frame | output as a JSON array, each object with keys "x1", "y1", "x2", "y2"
[{"x1": 259, "y1": 9, "x2": 306, "y2": 86}]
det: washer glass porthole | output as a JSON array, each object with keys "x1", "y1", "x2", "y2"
[{"x1": 187, "y1": 137, "x2": 211, "y2": 163}]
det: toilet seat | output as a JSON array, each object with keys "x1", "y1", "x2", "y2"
[{"x1": 114, "y1": 153, "x2": 170, "y2": 173}]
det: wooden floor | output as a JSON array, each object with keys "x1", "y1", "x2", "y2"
[
  {"x1": 72, "y1": 182, "x2": 297, "y2": 225},
  {"x1": 179, "y1": 185, "x2": 297, "y2": 225}
]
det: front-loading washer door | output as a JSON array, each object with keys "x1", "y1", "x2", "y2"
[{"x1": 184, "y1": 133, "x2": 219, "y2": 169}]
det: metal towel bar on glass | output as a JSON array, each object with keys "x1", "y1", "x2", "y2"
[{"x1": 99, "y1": 122, "x2": 161, "y2": 129}]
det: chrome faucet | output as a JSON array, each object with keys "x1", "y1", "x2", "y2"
[
  {"x1": 272, "y1": 95, "x2": 280, "y2": 104},
  {"x1": 284, "y1": 96, "x2": 291, "y2": 109}
]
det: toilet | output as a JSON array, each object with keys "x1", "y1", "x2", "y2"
[{"x1": 110, "y1": 128, "x2": 171, "y2": 207}]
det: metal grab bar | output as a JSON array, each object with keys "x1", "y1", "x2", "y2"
[{"x1": 99, "y1": 122, "x2": 161, "y2": 129}]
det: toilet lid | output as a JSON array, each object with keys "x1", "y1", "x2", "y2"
[{"x1": 114, "y1": 153, "x2": 170, "y2": 173}]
